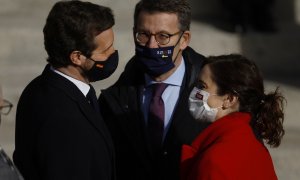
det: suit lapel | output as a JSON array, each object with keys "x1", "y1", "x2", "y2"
[
  {"x1": 42, "y1": 65, "x2": 114, "y2": 151},
  {"x1": 120, "y1": 85, "x2": 149, "y2": 152},
  {"x1": 103, "y1": 84, "x2": 152, "y2": 167},
  {"x1": 128, "y1": 85, "x2": 153, "y2": 169}
]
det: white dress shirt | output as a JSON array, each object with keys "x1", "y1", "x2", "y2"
[{"x1": 51, "y1": 67, "x2": 90, "y2": 96}]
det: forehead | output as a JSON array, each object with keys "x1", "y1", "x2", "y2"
[
  {"x1": 199, "y1": 65, "x2": 212, "y2": 82},
  {"x1": 199, "y1": 65, "x2": 218, "y2": 93},
  {"x1": 136, "y1": 11, "x2": 179, "y2": 32}
]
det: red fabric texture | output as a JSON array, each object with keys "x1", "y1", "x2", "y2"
[{"x1": 181, "y1": 112, "x2": 277, "y2": 180}]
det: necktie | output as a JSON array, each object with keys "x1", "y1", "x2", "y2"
[
  {"x1": 86, "y1": 85, "x2": 100, "y2": 114},
  {"x1": 148, "y1": 83, "x2": 168, "y2": 153}
]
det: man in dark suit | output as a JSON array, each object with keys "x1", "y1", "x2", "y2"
[
  {"x1": 98, "y1": 0, "x2": 208, "y2": 180},
  {"x1": 13, "y1": 1, "x2": 118, "y2": 180}
]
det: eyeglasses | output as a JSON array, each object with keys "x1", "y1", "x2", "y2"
[
  {"x1": 0, "y1": 99, "x2": 13, "y2": 115},
  {"x1": 135, "y1": 31, "x2": 182, "y2": 45}
]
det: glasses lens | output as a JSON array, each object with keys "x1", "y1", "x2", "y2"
[
  {"x1": 0, "y1": 100, "x2": 12, "y2": 115},
  {"x1": 136, "y1": 32, "x2": 149, "y2": 44},
  {"x1": 1, "y1": 107, "x2": 11, "y2": 115},
  {"x1": 155, "y1": 33, "x2": 170, "y2": 45},
  {"x1": 135, "y1": 31, "x2": 181, "y2": 45}
]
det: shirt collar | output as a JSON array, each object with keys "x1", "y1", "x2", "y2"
[
  {"x1": 145, "y1": 56, "x2": 185, "y2": 87},
  {"x1": 51, "y1": 66, "x2": 90, "y2": 96}
]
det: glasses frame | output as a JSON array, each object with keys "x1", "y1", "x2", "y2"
[
  {"x1": 135, "y1": 31, "x2": 182, "y2": 45},
  {"x1": 0, "y1": 99, "x2": 13, "y2": 115}
]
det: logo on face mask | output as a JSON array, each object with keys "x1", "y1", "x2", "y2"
[
  {"x1": 188, "y1": 87, "x2": 222, "y2": 123},
  {"x1": 86, "y1": 50, "x2": 119, "y2": 82},
  {"x1": 135, "y1": 44, "x2": 175, "y2": 77}
]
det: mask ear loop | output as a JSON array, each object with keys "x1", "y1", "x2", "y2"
[{"x1": 172, "y1": 31, "x2": 185, "y2": 64}]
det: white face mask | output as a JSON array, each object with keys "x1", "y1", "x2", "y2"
[{"x1": 188, "y1": 87, "x2": 222, "y2": 123}]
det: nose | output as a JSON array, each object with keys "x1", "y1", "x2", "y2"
[{"x1": 146, "y1": 35, "x2": 159, "y2": 48}]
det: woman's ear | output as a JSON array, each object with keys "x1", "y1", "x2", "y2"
[
  {"x1": 179, "y1": 31, "x2": 191, "y2": 50},
  {"x1": 70, "y1": 51, "x2": 84, "y2": 66},
  {"x1": 222, "y1": 94, "x2": 239, "y2": 110}
]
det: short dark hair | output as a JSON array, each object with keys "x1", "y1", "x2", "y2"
[
  {"x1": 43, "y1": 0, "x2": 115, "y2": 68},
  {"x1": 206, "y1": 54, "x2": 285, "y2": 147},
  {"x1": 133, "y1": 0, "x2": 191, "y2": 31}
]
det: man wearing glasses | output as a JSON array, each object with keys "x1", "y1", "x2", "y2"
[
  {"x1": 0, "y1": 86, "x2": 24, "y2": 180},
  {"x1": 98, "y1": 0, "x2": 207, "y2": 180}
]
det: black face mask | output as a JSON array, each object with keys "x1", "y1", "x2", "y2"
[
  {"x1": 85, "y1": 50, "x2": 119, "y2": 82},
  {"x1": 135, "y1": 44, "x2": 176, "y2": 77}
]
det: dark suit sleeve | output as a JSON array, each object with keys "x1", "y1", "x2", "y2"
[
  {"x1": 14, "y1": 81, "x2": 44, "y2": 180},
  {"x1": 15, "y1": 87, "x2": 112, "y2": 180}
]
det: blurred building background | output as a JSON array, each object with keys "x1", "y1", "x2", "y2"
[{"x1": 0, "y1": 0, "x2": 299, "y2": 179}]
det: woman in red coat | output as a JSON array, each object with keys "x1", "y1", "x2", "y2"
[{"x1": 181, "y1": 54, "x2": 285, "y2": 180}]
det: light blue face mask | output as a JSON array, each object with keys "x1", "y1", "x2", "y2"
[{"x1": 188, "y1": 87, "x2": 222, "y2": 122}]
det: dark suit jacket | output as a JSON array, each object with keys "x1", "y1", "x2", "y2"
[
  {"x1": 99, "y1": 47, "x2": 208, "y2": 180},
  {"x1": 13, "y1": 65, "x2": 115, "y2": 180},
  {"x1": 0, "y1": 147, "x2": 24, "y2": 180}
]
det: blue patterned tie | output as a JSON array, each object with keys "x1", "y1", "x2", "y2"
[{"x1": 148, "y1": 83, "x2": 168, "y2": 152}]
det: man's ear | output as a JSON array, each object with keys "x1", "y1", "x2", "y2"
[
  {"x1": 222, "y1": 94, "x2": 239, "y2": 110},
  {"x1": 70, "y1": 51, "x2": 84, "y2": 66},
  {"x1": 179, "y1": 30, "x2": 191, "y2": 50}
]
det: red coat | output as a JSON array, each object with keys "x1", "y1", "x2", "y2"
[{"x1": 181, "y1": 112, "x2": 277, "y2": 180}]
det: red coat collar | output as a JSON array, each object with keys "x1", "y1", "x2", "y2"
[{"x1": 181, "y1": 112, "x2": 251, "y2": 162}]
